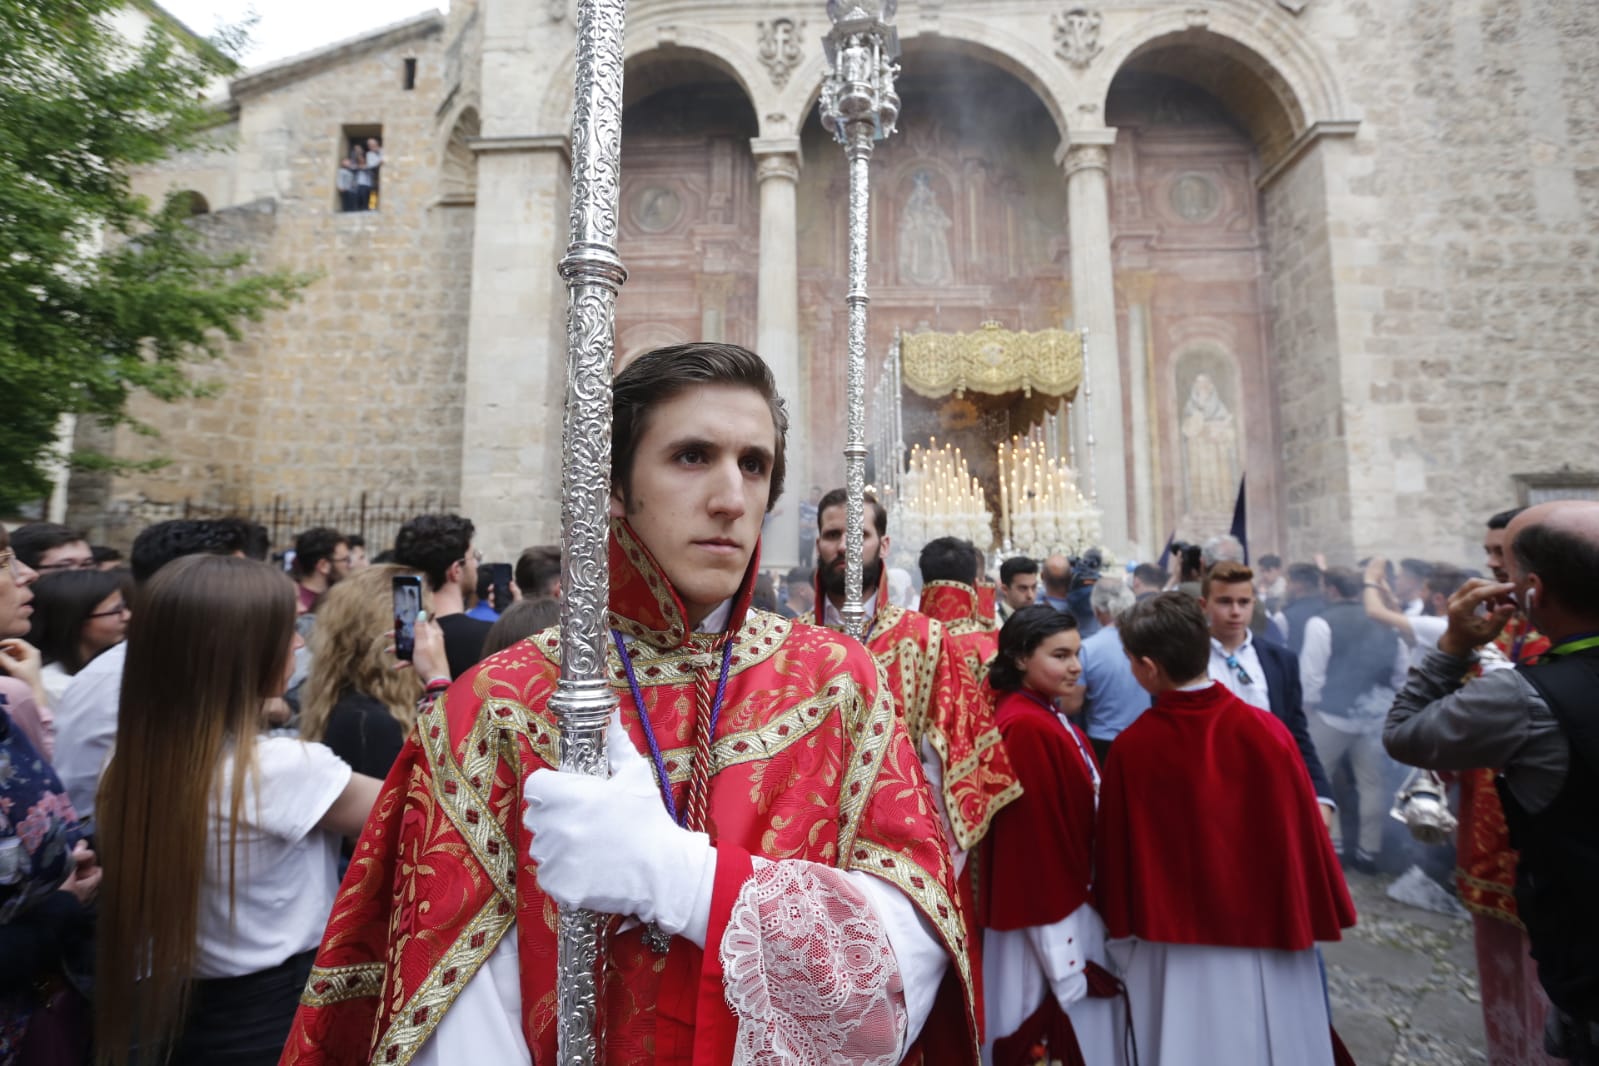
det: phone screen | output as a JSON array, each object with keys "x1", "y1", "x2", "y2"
[
  {"x1": 393, "y1": 575, "x2": 423, "y2": 661},
  {"x1": 489, "y1": 563, "x2": 513, "y2": 611}
]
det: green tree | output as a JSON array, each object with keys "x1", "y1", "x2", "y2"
[{"x1": 0, "y1": 0, "x2": 309, "y2": 512}]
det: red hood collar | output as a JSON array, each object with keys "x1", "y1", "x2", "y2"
[
  {"x1": 1153, "y1": 681, "x2": 1226, "y2": 713},
  {"x1": 918, "y1": 580, "x2": 980, "y2": 626},
  {"x1": 607, "y1": 518, "x2": 760, "y2": 650}
]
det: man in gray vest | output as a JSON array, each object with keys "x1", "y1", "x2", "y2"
[
  {"x1": 1301, "y1": 567, "x2": 1406, "y2": 873},
  {"x1": 1386, "y1": 500, "x2": 1599, "y2": 1062}
]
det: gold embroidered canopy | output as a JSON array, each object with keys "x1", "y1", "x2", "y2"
[{"x1": 899, "y1": 322, "x2": 1084, "y2": 399}]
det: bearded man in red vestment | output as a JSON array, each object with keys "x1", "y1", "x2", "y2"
[
  {"x1": 803, "y1": 492, "x2": 1018, "y2": 863},
  {"x1": 280, "y1": 344, "x2": 978, "y2": 1066},
  {"x1": 916, "y1": 536, "x2": 1000, "y2": 687}
]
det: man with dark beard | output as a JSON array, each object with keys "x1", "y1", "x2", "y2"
[
  {"x1": 806, "y1": 491, "x2": 1018, "y2": 868},
  {"x1": 805, "y1": 493, "x2": 1019, "y2": 1029}
]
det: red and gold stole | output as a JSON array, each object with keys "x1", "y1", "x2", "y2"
[{"x1": 282, "y1": 520, "x2": 978, "y2": 1066}]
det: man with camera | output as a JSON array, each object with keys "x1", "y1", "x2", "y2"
[{"x1": 1386, "y1": 500, "x2": 1599, "y2": 1063}]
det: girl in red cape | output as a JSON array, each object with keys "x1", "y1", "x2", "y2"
[{"x1": 979, "y1": 604, "x2": 1125, "y2": 1066}]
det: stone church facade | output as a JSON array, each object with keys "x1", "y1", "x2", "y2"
[{"x1": 82, "y1": 0, "x2": 1599, "y2": 569}]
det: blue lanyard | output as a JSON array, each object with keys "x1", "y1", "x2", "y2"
[
  {"x1": 610, "y1": 630, "x2": 735, "y2": 826},
  {"x1": 1224, "y1": 652, "x2": 1253, "y2": 687}
]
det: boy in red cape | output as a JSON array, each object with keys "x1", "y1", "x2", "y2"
[{"x1": 1097, "y1": 592, "x2": 1356, "y2": 1066}]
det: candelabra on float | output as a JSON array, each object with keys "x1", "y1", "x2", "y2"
[
  {"x1": 897, "y1": 438, "x2": 994, "y2": 564},
  {"x1": 996, "y1": 428, "x2": 1103, "y2": 560}
]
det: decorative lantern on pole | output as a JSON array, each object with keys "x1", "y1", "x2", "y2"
[
  {"x1": 820, "y1": 0, "x2": 900, "y2": 638},
  {"x1": 550, "y1": 0, "x2": 629, "y2": 1061}
]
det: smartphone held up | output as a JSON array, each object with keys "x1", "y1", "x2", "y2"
[{"x1": 393, "y1": 574, "x2": 423, "y2": 662}]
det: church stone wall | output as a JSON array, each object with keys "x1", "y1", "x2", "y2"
[
  {"x1": 1292, "y1": 0, "x2": 1599, "y2": 564},
  {"x1": 78, "y1": 15, "x2": 472, "y2": 541},
  {"x1": 84, "y1": 0, "x2": 1599, "y2": 564}
]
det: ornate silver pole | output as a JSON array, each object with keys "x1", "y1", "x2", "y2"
[
  {"x1": 821, "y1": 0, "x2": 899, "y2": 639},
  {"x1": 550, "y1": 0, "x2": 628, "y2": 1060}
]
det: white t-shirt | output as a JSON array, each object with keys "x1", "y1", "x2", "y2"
[
  {"x1": 40, "y1": 662, "x2": 73, "y2": 706},
  {"x1": 1408, "y1": 615, "x2": 1449, "y2": 666},
  {"x1": 195, "y1": 736, "x2": 352, "y2": 978},
  {"x1": 54, "y1": 640, "x2": 127, "y2": 819}
]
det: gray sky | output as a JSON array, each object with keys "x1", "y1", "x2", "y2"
[{"x1": 161, "y1": 1, "x2": 444, "y2": 66}]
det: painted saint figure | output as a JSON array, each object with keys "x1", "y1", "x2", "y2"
[
  {"x1": 899, "y1": 170, "x2": 956, "y2": 287},
  {"x1": 1180, "y1": 371, "x2": 1238, "y2": 515}
]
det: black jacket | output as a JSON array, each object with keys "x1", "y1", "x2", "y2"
[{"x1": 1254, "y1": 636, "x2": 1335, "y2": 803}]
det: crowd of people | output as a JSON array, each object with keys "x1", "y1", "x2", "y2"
[{"x1": 0, "y1": 342, "x2": 1593, "y2": 1065}]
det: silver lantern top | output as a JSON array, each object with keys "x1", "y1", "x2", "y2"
[{"x1": 819, "y1": 0, "x2": 901, "y2": 144}]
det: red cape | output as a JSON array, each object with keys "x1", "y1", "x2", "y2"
[
  {"x1": 1095, "y1": 682, "x2": 1355, "y2": 950},
  {"x1": 980, "y1": 688, "x2": 1100, "y2": 931}
]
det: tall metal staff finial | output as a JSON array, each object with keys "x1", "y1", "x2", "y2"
[
  {"x1": 820, "y1": 0, "x2": 900, "y2": 639},
  {"x1": 551, "y1": 0, "x2": 628, "y2": 1060}
]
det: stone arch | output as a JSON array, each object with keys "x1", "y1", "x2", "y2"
[
  {"x1": 1090, "y1": 4, "x2": 1354, "y2": 167},
  {"x1": 175, "y1": 189, "x2": 209, "y2": 215},
  {"x1": 536, "y1": 25, "x2": 765, "y2": 137},
  {"x1": 440, "y1": 103, "x2": 479, "y2": 205},
  {"x1": 775, "y1": 22, "x2": 1075, "y2": 145}
]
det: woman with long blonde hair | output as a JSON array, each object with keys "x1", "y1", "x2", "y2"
[
  {"x1": 95, "y1": 555, "x2": 380, "y2": 1066},
  {"x1": 300, "y1": 564, "x2": 432, "y2": 779}
]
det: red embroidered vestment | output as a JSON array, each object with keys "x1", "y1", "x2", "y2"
[{"x1": 281, "y1": 522, "x2": 978, "y2": 1066}]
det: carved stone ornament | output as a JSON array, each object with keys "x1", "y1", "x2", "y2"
[
  {"x1": 1278, "y1": 0, "x2": 1308, "y2": 12},
  {"x1": 757, "y1": 17, "x2": 805, "y2": 89},
  {"x1": 1053, "y1": 6, "x2": 1103, "y2": 69}
]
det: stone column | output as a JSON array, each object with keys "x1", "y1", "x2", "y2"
[
  {"x1": 696, "y1": 273, "x2": 735, "y2": 343},
  {"x1": 1060, "y1": 129, "x2": 1129, "y2": 554},
  {"x1": 1122, "y1": 272, "x2": 1158, "y2": 555},
  {"x1": 752, "y1": 137, "x2": 804, "y2": 570},
  {"x1": 458, "y1": 135, "x2": 572, "y2": 560}
]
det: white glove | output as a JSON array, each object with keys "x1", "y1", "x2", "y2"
[{"x1": 523, "y1": 712, "x2": 717, "y2": 946}]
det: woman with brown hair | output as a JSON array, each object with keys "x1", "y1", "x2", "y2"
[
  {"x1": 95, "y1": 555, "x2": 380, "y2": 1066},
  {"x1": 300, "y1": 564, "x2": 435, "y2": 780}
]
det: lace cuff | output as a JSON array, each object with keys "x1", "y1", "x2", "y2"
[{"x1": 720, "y1": 857, "x2": 908, "y2": 1065}]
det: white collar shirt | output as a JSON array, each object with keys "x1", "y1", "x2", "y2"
[
  {"x1": 1207, "y1": 633, "x2": 1272, "y2": 711},
  {"x1": 822, "y1": 589, "x2": 878, "y2": 630}
]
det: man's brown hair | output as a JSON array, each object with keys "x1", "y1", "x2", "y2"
[
  {"x1": 1119, "y1": 591, "x2": 1212, "y2": 683},
  {"x1": 1202, "y1": 560, "x2": 1255, "y2": 597},
  {"x1": 612, "y1": 343, "x2": 789, "y2": 512}
]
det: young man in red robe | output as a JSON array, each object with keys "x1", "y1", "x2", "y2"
[
  {"x1": 917, "y1": 536, "x2": 1001, "y2": 687},
  {"x1": 1098, "y1": 592, "x2": 1357, "y2": 1066},
  {"x1": 280, "y1": 344, "x2": 978, "y2": 1065}
]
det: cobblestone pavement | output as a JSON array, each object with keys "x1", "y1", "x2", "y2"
[{"x1": 1326, "y1": 869, "x2": 1489, "y2": 1066}]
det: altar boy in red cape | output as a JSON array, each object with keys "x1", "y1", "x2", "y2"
[
  {"x1": 1097, "y1": 592, "x2": 1356, "y2": 1066},
  {"x1": 280, "y1": 344, "x2": 978, "y2": 1066}
]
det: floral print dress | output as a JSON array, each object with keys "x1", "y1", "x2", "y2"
[{"x1": 0, "y1": 696, "x2": 85, "y2": 1056}]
